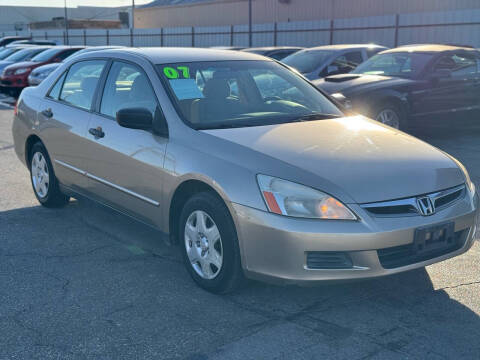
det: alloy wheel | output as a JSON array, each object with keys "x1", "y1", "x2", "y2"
[{"x1": 376, "y1": 109, "x2": 400, "y2": 129}]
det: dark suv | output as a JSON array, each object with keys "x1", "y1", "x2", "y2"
[{"x1": 314, "y1": 44, "x2": 480, "y2": 130}]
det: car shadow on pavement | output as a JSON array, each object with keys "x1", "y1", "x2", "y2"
[{"x1": 1, "y1": 199, "x2": 479, "y2": 359}]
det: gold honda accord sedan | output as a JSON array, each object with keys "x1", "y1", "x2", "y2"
[{"x1": 12, "y1": 48, "x2": 478, "y2": 293}]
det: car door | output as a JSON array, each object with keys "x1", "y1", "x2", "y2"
[
  {"x1": 420, "y1": 51, "x2": 478, "y2": 115},
  {"x1": 38, "y1": 59, "x2": 107, "y2": 192},
  {"x1": 83, "y1": 60, "x2": 168, "y2": 227}
]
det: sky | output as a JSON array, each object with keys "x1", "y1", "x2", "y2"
[{"x1": 1, "y1": 0, "x2": 152, "y2": 7}]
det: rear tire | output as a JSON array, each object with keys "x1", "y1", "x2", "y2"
[
  {"x1": 179, "y1": 192, "x2": 244, "y2": 293},
  {"x1": 29, "y1": 142, "x2": 70, "y2": 208}
]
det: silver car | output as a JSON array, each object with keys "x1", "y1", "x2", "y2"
[
  {"x1": 12, "y1": 48, "x2": 479, "y2": 293},
  {"x1": 282, "y1": 44, "x2": 387, "y2": 80}
]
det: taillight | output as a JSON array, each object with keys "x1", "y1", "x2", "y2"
[{"x1": 13, "y1": 102, "x2": 18, "y2": 116}]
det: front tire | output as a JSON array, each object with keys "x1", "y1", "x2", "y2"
[
  {"x1": 29, "y1": 142, "x2": 69, "y2": 208},
  {"x1": 373, "y1": 103, "x2": 407, "y2": 130},
  {"x1": 179, "y1": 192, "x2": 244, "y2": 293}
]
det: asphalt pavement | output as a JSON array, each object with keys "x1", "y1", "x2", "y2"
[{"x1": 0, "y1": 100, "x2": 479, "y2": 359}]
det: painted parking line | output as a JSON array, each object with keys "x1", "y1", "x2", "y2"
[{"x1": 0, "y1": 145, "x2": 14, "y2": 151}]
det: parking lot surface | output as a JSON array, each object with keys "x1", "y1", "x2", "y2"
[{"x1": 0, "y1": 102, "x2": 479, "y2": 359}]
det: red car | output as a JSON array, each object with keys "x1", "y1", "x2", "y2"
[{"x1": 1, "y1": 46, "x2": 83, "y2": 96}]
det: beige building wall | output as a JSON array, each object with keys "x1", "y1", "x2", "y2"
[
  {"x1": 0, "y1": 5, "x2": 126, "y2": 32},
  {"x1": 135, "y1": 0, "x2": 480, "y2": 28}
]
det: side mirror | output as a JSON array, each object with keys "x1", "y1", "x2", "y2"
[
  {"x1": 116, "y1": 108, "x2": 153, "y2": 130},
  {"x1": 430, "y1": 69, "x2": 451, "y2": 81}
]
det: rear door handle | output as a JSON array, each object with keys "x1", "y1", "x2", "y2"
[
  {"x1": 41, "y1": 108, "x2": 53, "y2": 118},
  {"x1": 88, "y1": 126, "x2": 105, "y2": 139}
]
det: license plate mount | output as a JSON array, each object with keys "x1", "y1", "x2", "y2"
[{"x1": 413, "y1": 222, "x2": 455, "y2": 255}]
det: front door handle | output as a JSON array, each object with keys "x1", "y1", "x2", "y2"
[
  {"x1": 88, "y1": 126, "x2": 105, "y2": 139},
  {"x1": 41, "y1": 108, "x2": 53, "y2": 118}
]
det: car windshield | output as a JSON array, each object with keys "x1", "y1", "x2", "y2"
[
  {"x1": 6, "y1": 48, "x2": 47, "y2": 62},
  {"x1": 282, "y1": 50, "x2": 332, "y2": 74},
  {"x1": 158, "y1": 60, "x2": 342, "y2": 130},
  {"x1": 0, "y1": 48, "x2": 18, "y2": 60},
  {"x1": 31, "y1": 48, "x2": 61, "y2": 62},
  {"x1": 352, "y1": 52, "x2": 434, "y2": 78}
]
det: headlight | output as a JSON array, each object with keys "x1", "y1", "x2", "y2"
[
  {"x1": 14, "y1": 68, "x2": 29, "y2": 75},
  {"x1": 257, "y1": 174, "x2": 357, "y2": 220},
  {"x1": 331, "y1": 92, "x2": 352, "y2": 109},
  {"x1": 447, "y1": 155, "x2": 475, "y2": 197},
  {"x1": 36, "y1": 69, "x2": 53, "y2": 78}
]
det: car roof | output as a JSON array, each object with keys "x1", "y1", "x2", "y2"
[
  {"x1": 17, "y1": 46, "x2": 52, "y2": 52},
  {"x1": 91, "y1": 47, "x2": 269, "y2": 64},
  {"x1": 243, "y1": 46, "x2": 303, "y2": 52},
  {"x1": 41, "y1": 45, "x2": 84, "y2": 53},
  {"x1": 384, "y1": 44, "x2": 477, "y2": 53},
  {"x1": 305, "y1": 44, "x2": 386, "y2": 51}
]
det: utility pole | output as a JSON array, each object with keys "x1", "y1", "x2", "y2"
[
  {"x1": 64, "y1": 0, "x2": 69, "y2": 45},
  {"x1": 248, "y1": 0, "x2": 252, "y2": 47},
  {"x1": 131, "y1": 0, "x2": 135, "y2": 29}
]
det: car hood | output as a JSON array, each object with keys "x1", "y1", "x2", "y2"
[
  {"x1": 5, "y1": 60, "x2": 38, "y2": 71},
  {"x1": 314, "y1": 74, "x2": 414, "y2": 95},
  {"x1": 31, "y1": 62, "x2": 60, "y2": 75},
  {"x1": 32, "y1": 62, "x2": 60, "y2": 72},
  {"x1": 203, "y1": 116, "x2": 464, "y2": 203},
  {"x1": 0, "y1": 60, "x2": 13, "y2": 71}
]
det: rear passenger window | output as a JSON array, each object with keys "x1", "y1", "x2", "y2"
[
  {"x1": 59, "y1": 60, "x2": 106, "y2": 110},
  {"x1": 100, "y1": 61, "x2": 158, "y2": 118},
  {"x1": 48, "y1": 72, "x2": 66, "y2": 100}
]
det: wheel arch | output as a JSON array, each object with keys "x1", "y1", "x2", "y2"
[
  {"x1": 367, "y1": 92, "x2": 410, "y2": 119},
  {"x1": 167, "y1": 177, "x2": 236, "y2": 245},
  {"x1": 25, "y1": 134, "x2": 44, "y2": 167}
]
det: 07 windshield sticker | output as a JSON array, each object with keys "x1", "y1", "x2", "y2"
[
  {"x1": 163, "y1": 65, "x2": 204, "y2": 100},
  {"x1": 163, "y1": 66, "x2": 190, "y2": 79}
]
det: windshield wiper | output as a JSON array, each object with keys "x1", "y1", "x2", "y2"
[
  {"x1": 290, "y1": 113, "x2": 343, "y2": 122},
  {"x1": 195, "y1": 113, "x2": 342, "y2": 130}
]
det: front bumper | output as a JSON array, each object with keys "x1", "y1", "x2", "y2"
[{"x1": 232, "y1": 192, "x2": 478, "y2": 284}]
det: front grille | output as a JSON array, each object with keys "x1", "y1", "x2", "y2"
[
  {"x1": 306, "y1": 251, "x2": 353, "y2": 269},
  {"x1": 434, "y1": 188, "x2": 463, "y2": 208},
  {"x1": 361, "y1": 185, "x2": 465, "y2": 217},
  {"x1": 378, "y1": 228, "x2": 469, "y2": 269}
]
